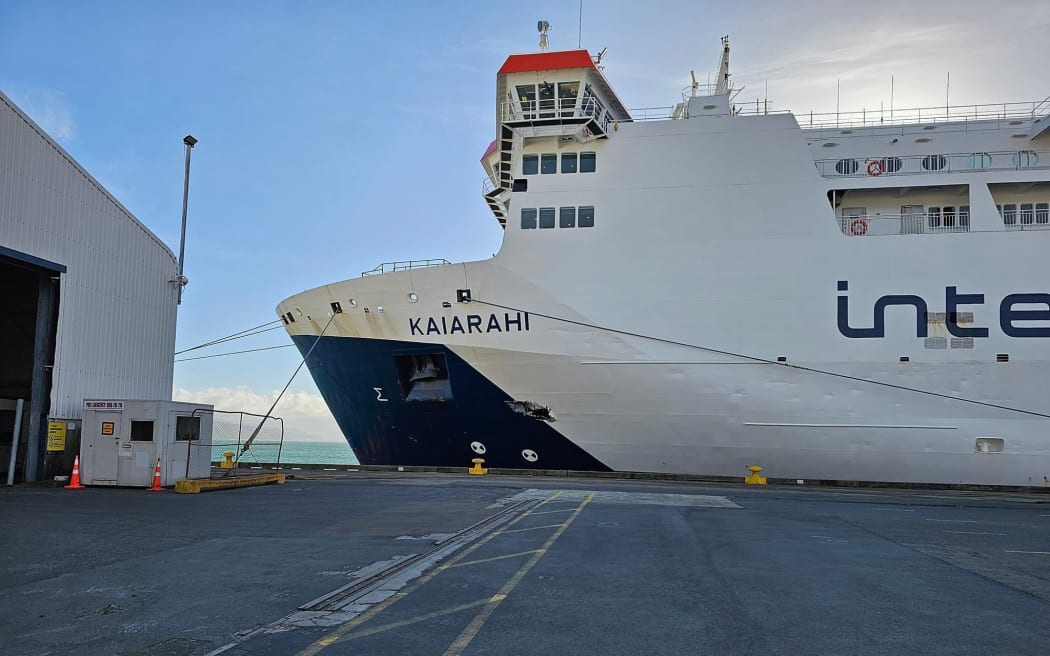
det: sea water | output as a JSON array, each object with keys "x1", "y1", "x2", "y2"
[{"x1": 210, "y1": 440, "x2": 358, "y2": 465}]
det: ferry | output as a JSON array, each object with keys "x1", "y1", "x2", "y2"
[{"x1": 278, "y1": 35, "x2": 1050, "y2": 486}]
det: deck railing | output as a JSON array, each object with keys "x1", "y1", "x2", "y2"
[
  {"x1": 361, "y1": 259, "x2": 451, "y2": 277},
  {"x1": 839, "y1": 212, "x2": 1050, "y2": 236},
  {"x1": 800, "y1": 98, "x2": 1049, "y2": 132},
  {"x1": 816, "y1": 149, "x2": 1047, "y2": 178}
]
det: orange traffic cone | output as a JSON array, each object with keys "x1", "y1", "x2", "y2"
[
  {"x1": 64, "y1": 455, "x2": 84, "y2": 489},
  {"x1": 147, "y1": 458, "x2": 163, "y2": 492}
]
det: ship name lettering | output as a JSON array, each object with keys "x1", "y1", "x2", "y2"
[
  {"x1": 408, "y1": 312, "x2": 531, "y2": 336},
  {"x1": 837, "y1": 281, "x2": 1050, "y2": 339}
]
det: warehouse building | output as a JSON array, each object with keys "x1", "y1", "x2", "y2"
[{"x1": 0, "y1": 90, "x2": 180, "y2": 482}]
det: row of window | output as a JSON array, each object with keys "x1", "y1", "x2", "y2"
[
  {"x1": 998, "y1": 202, "x2": 1050, "y2": 225},
  {"x1": 523, "y1": 152, "x2": 596, "y2": 175},
  {"x1": 521, "y1": 206, "x2": 595, "y2": 230},
  {"x1": 926, "y1": 205, "x2": 970, "y2": 229},
  {"x1": 833, "y1": 150, "x2": 1040, "y2": 175}
]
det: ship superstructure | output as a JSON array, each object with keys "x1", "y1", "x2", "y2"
[{"x1": 279, "y1": 37, "x2": 1050, "y2": 486}]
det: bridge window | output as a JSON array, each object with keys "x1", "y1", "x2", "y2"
[
  {"x1": 578, "y1": 206, "x2": 595, "y2": 228},
  {"x1": 538, "y1": 82, "x2": 556, "y2": 117},
  {"x1": 559, "y1": 206, "x2": 576, "y2": 228},
  {"x1": 540, "y1": 154, "x2": 557, "y2": 174},
  {"x1": 539, "y1": 207, "x2": 556, "y2": 229},
  {"x1": 922, "y1": 155, "x2": 947, "y2": 171},
  {"x1": 558, "y1": 82, "x2": 579, "y2": 117},
  {"x1": 1037, "y1": 203, "x2": 1049, "y2": 225},
  {"x1": 516, "y1": 84, "x2": 536, "y2": 115},
  {"x1": 522, "y1": 155, "x2": 538, "y2": 175},
  {"x1": 580, "y1": 152, "x2": 596, "y2": 173},
  {"x1": 521, "y1": 208, "x2": 537, "y2": 229},
  {"x1": 561, "y1": 153, "x2": 578, "y2": 173}
]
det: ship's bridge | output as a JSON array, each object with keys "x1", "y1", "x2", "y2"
[{"x1": 481, "y1": 50, "x2": 632, "y2": 227}]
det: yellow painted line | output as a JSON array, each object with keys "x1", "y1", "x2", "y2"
[
  {"x1": 446, "y1": 550, "x2": 543, "y2": 569},
  {"x1": 294, "y1": 491, "x2": 564, "y2": 656},
  {"x1": 499, "y1": 523, "x2": 566, "y2": 534},
  {"x1": 338, "y1": 599, "x2": 489, "y2": 641},
  {"x1": 442, "y1": 492, "x2": 594, "y2": 656}
]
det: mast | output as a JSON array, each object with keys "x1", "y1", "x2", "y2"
[{"x1": 715, "y1": 35, "x2": 731, "y2": 95}]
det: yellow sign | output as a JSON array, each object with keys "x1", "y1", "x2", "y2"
[
  {"x1": 47, "y1": 421, "x2": 67, "y2": 452},
  {"x1": 101, "y1": 421, "x2": 115, "y2": 436}
]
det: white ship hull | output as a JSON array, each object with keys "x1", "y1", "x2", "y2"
[{"x1": 279, "y1": 45, "x2": 1050, "y2": 486}]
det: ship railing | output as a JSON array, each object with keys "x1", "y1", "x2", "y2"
[
  {"x1": 799, "y1": 99, "x2": 1048, "y2": 133},
  {"x1": 361, "y1": 259, "x2": 452, "y2": 277},
  {"x1": 501, "y1": 96, "x2": 614, "y2": 132},
  {"x1": 838, "y1": 214, "x2": 972, "y2": 237},
  {"x1": 816, "y1": 148, "x2": 1048, "y2": 178}
]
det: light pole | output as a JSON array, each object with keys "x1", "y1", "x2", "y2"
[{"x1": 176, "y1": 134, "x2": 197, "y2": 304}]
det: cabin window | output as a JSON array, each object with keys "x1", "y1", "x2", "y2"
[
  {"x1": 521, "y1": 208, "x2": 537, "y2": 229},
  {"x1": 942, "y1": 206, "x2": 957, "y2": 228},
  {"x1": 561, "y1": 153, "x2": 578, "y2": 173},
  {"x1": 578, "y1": 206, "x2": 595, "y2": 228},
  {"x1": 558, "y1": 82, "x2": 579, "y2": 117},
  {"x1": 1036, "y1": 203, "x2": 1049, "y2": 225},
  {"x1": 539, "y1": 207, "x2": 556, "y2": 229},
  {"x1": 927, "y1": 207, "x2": 941, "y2": 229},
  {"x1": 130, "y1": 420, "x2": 154, "y2": 442},
  {"x1": 881, "y1": 156, "x2": 902, "y2": 173},
  {"x1": 559, "y1": 206, "x2": 576, "y2": 228},
  {"x1": 834, "y1": 159, "x2": 858, "y2": 175},
  {"x1": 1020, "y1": 203, "x2": 1034, "y2": 225},
  {"x1": 922, "y1": 155, "x2": 947, "y2": 171},
  {"x1": 522, "y1": 155, "x2": 538, "y2": 175},
  {"x1": 1001, "y1": 204, "x2": 1018, "y2": 225},
  {"x1": 959, "y1": 205, "x2": 970, "y2": 228},
  {"x1": 1013, "y1": 150, "x2": 1039, "y2": 167},
  {"x1": 580, "y1": 152, "x2": 597, "y2": 173},
  {"x1": 969, "y1": 153, "x2": 992, "y2": 169},
  {"x1": 540, "y1": 154, "x2": 557, "y2": 174}
]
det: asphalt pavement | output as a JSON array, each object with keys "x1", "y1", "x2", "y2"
[{"x1": 1, "y1": 473, "x2": 1048, "y2": 655}]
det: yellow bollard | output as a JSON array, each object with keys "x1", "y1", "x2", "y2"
[
  {"x1": 468, "y1": 458, "x2": 488, "y2": 475},
  {"x1": 744, "y1": 465, "x2": 767, "y2": 485},
  {"x1": 220, "y1": 451, "x2": 235, "y2": 469}
]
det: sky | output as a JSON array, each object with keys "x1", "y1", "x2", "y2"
[{"x1": 2, "y1": 0, "x2": 1048, "y2": 442}]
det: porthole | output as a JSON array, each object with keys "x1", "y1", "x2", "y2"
[
  {"x1": 922, "y1": 155, "x2": 946, "y2": 171},
  {"x1": 834, "y1": 158, "x2": 859, "y2": 175},
  {"x1": 521, "y1": 449, "x2": 539, "y2": 463},
  {"x1": 968, "y1": 152, "x2": 992, "y2": 169},
  {"x1": 880, "y1": 157, "x2": 902, "y2": 173},
  {"x1": 1013, "y1": 150, "x2": 1039, "y2": 167},
  {"x1": 470, "y1": 441, "x2": 486, "y2": 455},
  {"x1": 349, "y1": 298, "x2": 358, "y2": 307},
  {"x1": 408, "y1": 292, "x2": 418, "y2": 303}
]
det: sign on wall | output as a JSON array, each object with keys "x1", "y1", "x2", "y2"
[{"x1": 46, "y1": 421, "x2": 66, "y2": 451}]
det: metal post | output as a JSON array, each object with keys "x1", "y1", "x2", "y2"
[
  {"x1": 176, "y1": 135, "x2": 198, "y2": 304},
  {"x1": 6, "y1": 399, "x2": 24, "y2": 485}
]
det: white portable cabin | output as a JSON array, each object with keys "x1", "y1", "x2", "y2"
[{"x1": 80, "y1": 400, "x2": 214, "y2": 487}]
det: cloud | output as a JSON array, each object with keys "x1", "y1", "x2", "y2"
[
  {"x1": 173, "y1": 386, "x2": 344, "y2": 443},
  {"x1": 17, "y1": 89, "x2": 77, "y2": 142}
]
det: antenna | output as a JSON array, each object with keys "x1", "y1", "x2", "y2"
[
  {"x1": 690, "y1": 71, "x2": 698, "y2": 97},
  {"x1": 537, "y1": 20, "x2": 551, "y2": 51},
  {"x1": 578, "y1": 0, "x2": 583, "y2": 49},
  {"x1": 594, "y1": 47, "x2": 607, "y2": 64}
]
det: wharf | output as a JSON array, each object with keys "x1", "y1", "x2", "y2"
[{"x1": 2, "y1": 471, "x2": 1048, "y2": 655}]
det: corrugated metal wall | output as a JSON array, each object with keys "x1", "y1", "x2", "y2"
[{"x1": 0, "y1": 90, "x2": 178, "y2": 418}]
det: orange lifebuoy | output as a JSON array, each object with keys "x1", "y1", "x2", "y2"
[
  {"x1": 850, "y1": 219, "x2": 868, "y2": 236},
  {"x1": 866, "y1": 160, "x2": 883, "y2": 176}
]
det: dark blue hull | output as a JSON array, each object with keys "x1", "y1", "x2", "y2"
[{"x1": 292, "y1": 335, "x2": 610, "y2": 471}]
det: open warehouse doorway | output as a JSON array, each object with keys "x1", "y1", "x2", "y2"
[{"x1": 1, "y1": 248, "x2": 61, "y2": 483}]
